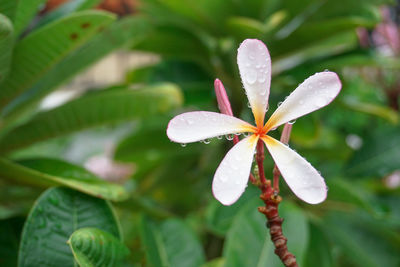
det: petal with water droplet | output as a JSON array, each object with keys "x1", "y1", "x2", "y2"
[
  {"x1": 212, "y1": 135, "x2": 258, "y2": 205},
  {"x1": 264, "y1": 72, "x2": 341, "y2": 132},
  {"x1": 167, "y1": 111, "x2": 256, "y2": 143},
  {"x1": 237, "y1": 39, "x2": 271, "y2": 126},
  {"x1": 262, "y1": 136, "x2": 327, "y2": 204}
]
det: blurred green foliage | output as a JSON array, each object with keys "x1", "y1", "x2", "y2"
[{"x1": 0, "y1": 0, "x2": 399, "y2": 266}]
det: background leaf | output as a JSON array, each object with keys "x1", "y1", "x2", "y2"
[
  {"x1": 0, "y1": 158, "x2": 128, "y2": 201},
  {"x1": 18, "y1": 187, "x2": 121, "y2": 267},
  {"x1": 0, "y1": 14, "x2": 14, "y2": 83},
  {"x1": 0, "y1": 84, "x2": 183, "y2": 152},
  {"x1": 0, "y1": 10, "x2": 115, "y2": 116},
  {"x1": 140, "y1": 216, "x2": 206, "y2": 267}
]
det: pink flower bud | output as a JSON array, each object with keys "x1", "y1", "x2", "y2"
[{"x1": 214, "y1": 79, "x2": 233, "y2": 116}]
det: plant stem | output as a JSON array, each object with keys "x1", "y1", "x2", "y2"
[{"x1": 257, "y1": 123, "x2": 298, "y2": 267}]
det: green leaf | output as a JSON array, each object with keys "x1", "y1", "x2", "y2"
[
  {"x1": 342, "y1": 97, "x2": 399, "y2": 124},
  {"x1": 140, "y1": 217, "x2": 206, "y2": 267},
  {"x1": 10, "y1": 16, "x2": 151, "y2": 120},
  {"x1": 0, "y1": 84, "x2": 183, "y2": 152},
  {"x1": 0, "y1": 217, "x2": 24, "y2": 266},
  {"x1": 13, "y1": 0, "x2": 47, "y2": 34},
  {"x1": 68, "y1": 227, "x2": 129, "y2": 267},
  {"x1": 346, "y1": 127, "x2": 400, "y2": 177},
  {"x1": 0, "y1": 13, "x2": 14, "y2": 83},
  {"x1": 0, "y1": 157, "x2": 129, "y2": 201},
  {"x1": 320, "y1": 211, "x2": 400, "y2": 267},
  {"x1": 18, "y1": 187, "x2": 121, "y2": 267},
  {"x1": 0, "y1": 10, "x2": 116, "y2": 113},
  {"x1": 0, "y1": 0, "x2": 18, "y2": 20},
  {"x1": 303, "y1": 224, "x2": 333, "y2": 267},
  {"x1": 35, "y1": 0, "x2": 104, "y2": 28},
  {"x1": 223, "y1": 199, "x2": 309, "y2": 267}
]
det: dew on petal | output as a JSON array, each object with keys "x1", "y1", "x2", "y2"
[
  {"x1": 217, "y1": 135, "x2": 223, "y2": 140},
  {"x1": 245, "y1": 69, "x2": 257, "y2": 84},
  {"x1": 288, "y1": 120, "x2": 296, "y2": 124},
  {"x1": 258, "y1": 75, "x2": 266, "y2": 83},
  {"x1": 180, "y1": 143, "x2": 187, "y2": 147},
  {"x1": 203, "y1": 139, "x2": 211, "y2": 144},
  {"x1": 226, "y1": 134, "x2": 234, "y2": 141}
]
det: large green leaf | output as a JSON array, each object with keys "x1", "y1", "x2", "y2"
[
  {"x1": 7, "y1": 16, "x2": 151, "y2": 120},
  {"x1": 68, "y1": 227, "x2": 129, "y2": 267},
  {"x1": 18, "y1": 187, "x2": 121, "y2": 267},
  {"x1": 0, "y1": 158, "x2": 128, "y2": 201},
  {"x1": 0, "y1": 10, "x2": 115, "y2": 113},
  {"x1": 0, "y1": 84, "x2": 183, "y2": 152},
  {"x1": 346, "y1": 127, "x2": 400, "y2": 177},
  {"x1": 13, "y1": 0, "x2": 47, "y2": 34},
  {"x1": 0, "y1": 14, "x2": 14, "y2": 83},
  {"x1": 223, "y1": 199, "x2": 309, "y2": 267},
  {"x1": 140, "y1": 217, "x2": 206, "y2": 267}
]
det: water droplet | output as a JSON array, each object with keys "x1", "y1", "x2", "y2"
[
  {"x1": 243, "y1": 132, "x2": 251, "y2": 137},
  {"x1": 271, "y1": 127, "x2": 277, "y2": 131},
  {"x1": 258, "y1": 75, "x2": 266, "y2": 83},
  {"x1": 220, "y1": 175, "x2": 228, "y2": 182},
  {"x1": 217, "y1": 135, "x2": 222, "y2": 140},
  {"x1": 225, "y1": 134, "x2": 234, "y2": 141},
  {"x1": 245, "y1": 69, "x2": 257, "y2": 84},
  {"x1": 203, "y1": 139, "x2": 211, "y2": 144},
  {"x1": 249, "y1": 52, "x2": 255, "y2": 60},
  {"x1": 234, "y1": 133, "x2": 241, "y2": 136},
  {"x1": 324, "y1": 69, "x2": 329, "y2": 72},
  {"x1": 315, "y1": 98, "x2": 326, "y2": 107},
  {"x1": 288, "y1": 120, "x2": 296, "y2": 124},
  {"x1": 180, "y1": 143, "x2": 187, "y2": 147},
  {"x1": 277, "y1": 101, "x2": 283, "y2": 107},
  {"x1": 247, "y1": 102, "x2": 251, "y2": 108}
]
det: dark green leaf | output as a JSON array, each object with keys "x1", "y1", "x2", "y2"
[
  {"x1": 0, "y1": 217, "x2": 24, "y2": 266},
  {"x1": 18, "y1": 187, "x2": 121, "y2": 267}
]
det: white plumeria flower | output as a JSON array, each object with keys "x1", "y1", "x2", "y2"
[{"x1": 167, "y1": 39, "x2": 342, "y2": 206}]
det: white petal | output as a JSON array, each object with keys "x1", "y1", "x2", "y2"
[
  {"x1": 167, "y1": 111, "x2": 255, "y2": 143},
  {"x1": 262, "y1": 136, "x2": 327, "y2": 204},
  {"x1": 237, "y1": 39, "x2": 271, "y2": 126},
  {"x1": 212, "y1": 135, "x2": 258, "y2": 205},
  {"x1": 264, "y1": 71, "x2": 341, "y2": 131}
]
